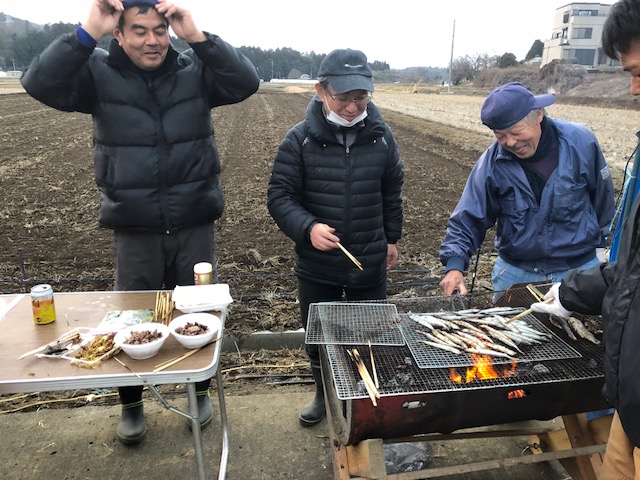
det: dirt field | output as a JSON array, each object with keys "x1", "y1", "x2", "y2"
[{"x1": 1, "y1": 82, "x2": 638, "y2": 338}]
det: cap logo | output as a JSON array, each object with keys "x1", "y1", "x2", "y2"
[{"x1": 344, "y1": 63, "x2": 363, "y2": 69}]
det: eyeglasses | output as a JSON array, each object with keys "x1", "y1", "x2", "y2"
[{"x1": 324, "y1": 89, "x2": 372, "y2": 106}]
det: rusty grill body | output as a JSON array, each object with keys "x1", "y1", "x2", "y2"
[{"x1": 315, "y1": 286, "x2": 609, "y2": 445}]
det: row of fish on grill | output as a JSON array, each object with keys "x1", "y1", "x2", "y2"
[{"x1": 407, "y1": 306, "x2": 600, "y2": 360}]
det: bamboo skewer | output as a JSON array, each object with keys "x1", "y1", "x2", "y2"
[
  {"x1": 336, "y1": 242, "x2": 363, "y2": 270},
  {"x1": 506, "y1": 297, "x2": 554, "y2": 323},
  {"x1": 154, "y1": 291, "x2": 174, "y2": 325},
  {"x1": 152, "y1": 335, "x2": 223, "y2": 372},
  {"x1": 368, "y1": 340, "x2": 379, "y2": 389},
  {"x1": 17, "y1": 331, "x2": 81, "y2": 360},
  {"x1": 153, "y1": 348, "x2": 203, "y2": 372},
  {"x1": 526, "y1": 283, "x2": 545, "y2": 302},
  {"x1": 348, "y1": 348, "x2": 379, "y2": 406}
]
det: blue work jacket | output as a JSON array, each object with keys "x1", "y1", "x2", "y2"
[{"x1": 439, "y1": 118, "x2": 615, "y2": 274}]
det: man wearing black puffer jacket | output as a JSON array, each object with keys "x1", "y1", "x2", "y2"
[
  {"x1": 267, "y1": 48, "x2": 404, "y2": 427},
  {"x1": 21, "y1": 0, "x2": 259, "y2": 445}
]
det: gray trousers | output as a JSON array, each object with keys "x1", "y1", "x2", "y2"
[{"x1": 114, "y1": 224, "x2": 217, "y2": 403}]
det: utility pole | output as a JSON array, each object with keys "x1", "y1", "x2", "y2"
[
  {"x1": 271, "y1": 59, "x2": 274, "y2": 80},
  {"x1": 448, "y1": 19, "x2": 455, "y2": 94}
]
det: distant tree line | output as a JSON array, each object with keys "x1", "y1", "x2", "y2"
[
  {"x1": 0, "y1": 15, "x2": 540, "y2": 85},
  {"x1": 0, "y1": 18, "x2": 447, "y2": 83}
]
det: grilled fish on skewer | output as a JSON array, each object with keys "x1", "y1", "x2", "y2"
[
  {"x1": 567, "y1": 316, "x2": 601, "y2": 345},
  {"x1": 417, "y1": 339, "x2": 462, "y2": 354},
  {"x1": 465, "y1": 347, "x2": 514, "y2": 359},
  {"x1": 408, "y1": 313, "x2": 458, "y2": 330},
  {"x1": 549, "y1": 314, "x2": 577, "y2": 340},
  {"x1": 479, "y1": 325, "x2": 524, "y2": 353}
]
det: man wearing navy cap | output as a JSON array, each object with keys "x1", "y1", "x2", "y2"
[
  {"x1": 438, "y1": 82, "x2": 615, "y2": 297},
  {"x1": 21, "y1": 0, "x2": 259, "y2": 444},
  {"x1": 268, "y1": 48, "x2": 403, "y2": 427}
]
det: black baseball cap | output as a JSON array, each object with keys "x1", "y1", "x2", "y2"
[{"x1": 317, "y1": 48, "x2": 374, "y2": 94}]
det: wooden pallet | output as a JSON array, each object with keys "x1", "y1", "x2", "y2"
[{"x1": 328, "y1": 406, "x2": 611, "y2": 480}]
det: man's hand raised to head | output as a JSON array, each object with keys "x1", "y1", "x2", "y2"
[
  {"x1": 82, "y1": 0, "x2": 124, "y2": 41},
  {"x1": 156, "y1": 0, "x2": 206, "y2": 43}
]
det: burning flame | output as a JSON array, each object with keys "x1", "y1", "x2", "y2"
[
  {"x1": 508, "y1": 389, "x2": 526, "y2": 399},
  {"x1": 450, "y1": 354, "x2": 517, "y2": 383}
]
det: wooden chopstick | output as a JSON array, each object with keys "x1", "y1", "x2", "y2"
[
  {"x1": 368, "y1": 341, "x2": 379, "y2": 389},
  {"x1": 526, "y1": 284, "x2": 544, "y2": 302},
  {"x1": 153, "y1": 348, "x2": 203, "y2": 372},
  {"x1": 154, "y1": 291, "x2": 174, "y2": 325},
  {"x1": 348, "y1": 348, "x2": 379, "y2": 406},
  {"x1": 506, "y1": 297, "x2": 553, "y2": 323},
  {"x1": 152, "y1": 335, "x2": 222, "y2": 372},
  {"x1": 17, "y1": 331, "x2": 80, "y2": 360},
  {"x1": 336, "y1": 242, "x2": 363, "y2": 270}
]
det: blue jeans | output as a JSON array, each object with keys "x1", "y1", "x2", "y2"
[{"x1": 491, "y1": 255, "x2": 600, "y2": 293}]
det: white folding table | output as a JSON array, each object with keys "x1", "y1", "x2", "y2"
[{"x1": 0, "y1": 291, "x2": 228, "y2": 480}]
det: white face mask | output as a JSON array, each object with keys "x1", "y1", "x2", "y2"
[
  {"x1": 322, "y1": 94, "x2": 368, "y2": 128},
  {"x1": 326, "y1": 109, "x2": 368, "y2": 128}
]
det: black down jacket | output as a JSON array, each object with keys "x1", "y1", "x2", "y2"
[
  {"x1": 560, "y1": 194, "x2": 640, "y2": 447},
  {"x1": 267, "y1": 97, "x2": 404, "y2": 288},
  {"x1": 21, "y1": 32, "x2": 259, "y2": 233}
]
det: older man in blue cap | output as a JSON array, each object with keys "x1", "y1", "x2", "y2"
[
  {"x1": 21, "y1": 0, "x2": 259, "y2": 444},
  {"x1": 438, "y1": 82, "x2": 615, "y2": 297}
]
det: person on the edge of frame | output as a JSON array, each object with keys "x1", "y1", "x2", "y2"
[{"x1": 530, "y1": 1, "x2": 640, "y2": 477}]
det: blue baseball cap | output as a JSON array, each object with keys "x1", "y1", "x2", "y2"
[
  {"x1": 122, "y1": 0, "x2": 158, "y2": 9},
  {"x1": 480, "y1": 82, "x2": 555, "y2": 130}
]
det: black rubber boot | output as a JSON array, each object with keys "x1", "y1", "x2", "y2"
[
  {"x1": 188, "y1": 390, "x2": 214, "y2": 430},
  {"x1": 117, "y1": 400, "x2": 146, "y2": 445},
  {"x1": 299, "y1": 366, "x2": 325, "y2": 427}
]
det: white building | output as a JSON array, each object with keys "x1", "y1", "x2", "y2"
[{"x1": 541, "y1": 3, "x2": 614, "y2": 68}]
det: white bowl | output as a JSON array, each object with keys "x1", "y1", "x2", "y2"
[
  {"x1": 169, "y1": 313, "x2": 221, "y2": 349},
  {"x1": 114, "y1": 322, "x2": 170, "y2": 360}
]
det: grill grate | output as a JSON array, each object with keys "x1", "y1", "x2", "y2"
[
  {"x1": 398, "y1": 312, "x2": 581, "y2": 369},
  {"x1": 326, "y1": 284, "x2": 605, "y2": 401},
  {"x1": 305, "y1": 302, "x2": 404, "y2": 346}
]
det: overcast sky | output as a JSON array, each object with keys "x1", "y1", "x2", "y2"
[{"x1": 0, "y1": 0, "x2": 572, "y2": 68}]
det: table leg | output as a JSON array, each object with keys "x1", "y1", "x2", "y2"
[
  {"x1": 187, "y1": 382, "x2": 207, "y2": 480},
  {"x1": 216, "y1": 367, "x2": 229, "y2": 480}
]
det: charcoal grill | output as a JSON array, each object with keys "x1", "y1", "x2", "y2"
[{"x1": 318, "y1": 285, "x2": 609, "y2": 446}]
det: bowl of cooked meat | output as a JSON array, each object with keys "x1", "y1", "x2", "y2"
[
  {"x1": 114, "y1": 322, "x2": 170, "y2": 360},
  {"x1": 169, "y1": 313, "x2": 221, "y2": 349}
]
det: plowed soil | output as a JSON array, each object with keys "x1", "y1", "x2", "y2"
[
  {"x1": 1, "y1": 83, "x2": 635, "y2": 338},
  {"x1": 0, "y1": 85, "x2": 492, "y2": 337},
  {"x1": 1, "y1": 83, "x2": 635, "y2": 408}
]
